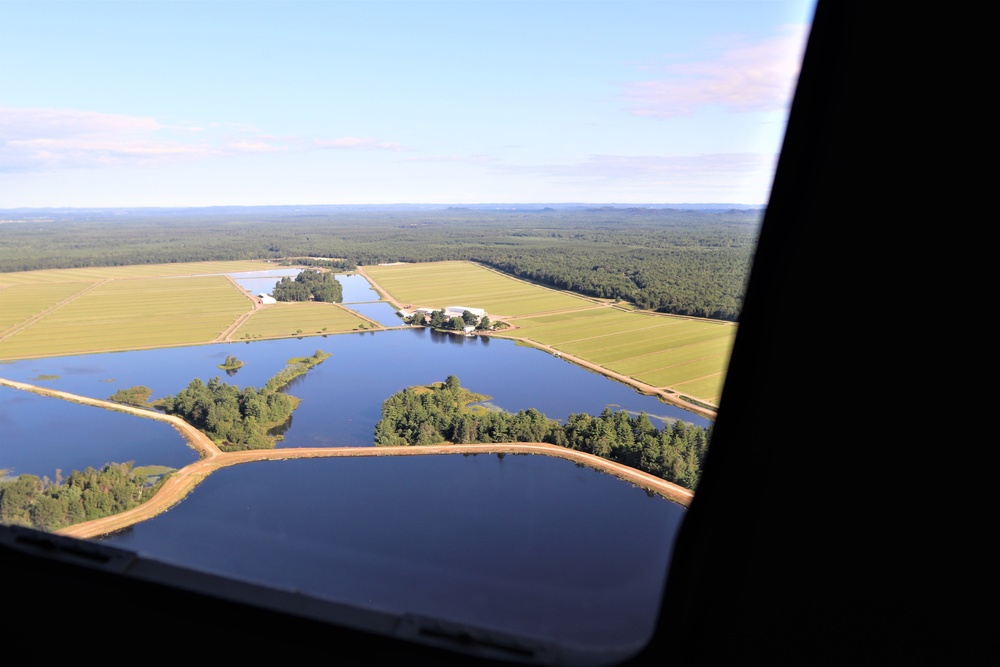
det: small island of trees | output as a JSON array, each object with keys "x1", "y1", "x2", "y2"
[
  {"x1": 374, "y1": 375, "x2": 709, "y2": 490},
  {"x1": 1, "y1": 350, "x2": 333, "y2": 532},
  {"x1": 107, "y1": 385, "x2": 153, "y2": 406},
  {"x1": 155, "y1": 350, "x2": 331, "y2": 451},
  {"x1": 272, "y1": 269, "x2": 343, "y2": 302},
  {"x1": 218, "y1": 355, "x2": 244, "y2": 372}
]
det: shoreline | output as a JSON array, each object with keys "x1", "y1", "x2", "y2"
[{"x1": 0, "y1": 378, "x2": 695, "y2": 540}]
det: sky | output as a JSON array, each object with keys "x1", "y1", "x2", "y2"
[{"x1": 0, "y1": 0, "x2": 816, "y2": 208}]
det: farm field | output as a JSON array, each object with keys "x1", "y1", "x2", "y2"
[
  {"x1": 364, "y1": 261, "x2": 737, "y2": 408},
  {"x1": 0, "y1": 260, "x2": 327, "y2": 359},
  {"x1": 362, "y1": 261, "x2": 592, "y2": 316},
  {"x1": 0, "y1": 260, "x2": 277, "y2": 285},
  {"x1": 501, "y1": 314, "x2": 735, "y2": 407},
  {"x1": 0, "y1": 275, "x2": 254, "y2": 358},
  {"x1": 235, "y1": 302, "x2": 376, "y2": 340},
  {"x1": 1, "y1": 259, "x2": 735, "y2": 409},
  {"x1": 0, "y1": 282, "x2": 89, "y2": 331}
]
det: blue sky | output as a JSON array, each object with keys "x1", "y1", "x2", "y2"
[{"x1": 0, "y1": 0, "x2": 815, "y2": 208}]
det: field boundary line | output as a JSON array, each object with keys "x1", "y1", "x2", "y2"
[
  {"x1": 0, "y1": 279, "x2": 108, "y2": 341},
  {"x1": 511, "y1": 337, "x2": 717, "y2": 420}
]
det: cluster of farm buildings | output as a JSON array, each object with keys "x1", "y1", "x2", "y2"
[
  {"x1": 396, "y1": 306, "x2": 487, "y2": 333},
  {"x1": 254, "y1": 293, "x2": 488, "y2": 333}
]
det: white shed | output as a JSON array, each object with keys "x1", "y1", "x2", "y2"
[{"x1": 444, "y1": 306, "x2": 486, "y2": 320}]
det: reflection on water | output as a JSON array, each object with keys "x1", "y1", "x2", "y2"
[
  {"x1": 97, "y1": 454, "x2": 684, "y2": 658},
  {"x1": 0, "y1": 385, "x2": 200, "y2": 477},
  {"x1": 340, "y1": 301, "x2": 406, "y2": 327},
  {"x1": 230, "y1": 268, "x2": 302, "y2": 295},
  {"x1": 0, "y1": 328, "x2": 708, "y2": 458},
  {"x1": 337, "y1": 273, "x2": 383, "y2": 303},
  {"x1": 1, "y1": 269, "x2": 700, "y2": 661}
]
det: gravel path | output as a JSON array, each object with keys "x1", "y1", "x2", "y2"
[{"x1": 0, "y1": 378, "x2": 693, "y2": 540}]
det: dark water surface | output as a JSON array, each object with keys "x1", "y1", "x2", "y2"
[
  {"x1": 229, "y1": 268, "x2": 302, "y2": 296},
  {"x1": 231, "y1": 270, "x2": 384, "y2": 304},
  {"x1": 1, "y1": 271, "x2": 705, "y2": 661},
  {"x1": 0, "y1": 385, "x2": 199, "y2": 477},
  {"x1": 1, "y1": 328, "x2": 709, "y2": 466},
  {"x1": 344, "y1": 301, "x2": 407, "y2": 327},
  {"x1": 337, "y1": 272, "x2": 383, "y2": 303},
  {"x1": 97, "y1": 454, "x2": 684, "y2": 657}
]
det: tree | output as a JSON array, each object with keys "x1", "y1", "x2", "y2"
[
  {"x1": 154, "y1": 351, "x2": 328, "y2": 451},
  {"x1": 219, "y1": 355, "x2": 243, "y2": 371},
  {"x1": 108, "y1": 385, "x2": 153, "y2": 406},
  {"x1": 272, "y1": 269, "x2": 343, "y2": 303}
]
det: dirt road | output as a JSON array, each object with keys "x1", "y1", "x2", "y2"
[
  {"x1": 0, "y1": 378, "x2": 693, "y2": 540},
  {"x1": 353, "y1": 266, "x2": 718, "y2": 419}
]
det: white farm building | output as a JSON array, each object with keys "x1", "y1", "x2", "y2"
[
  {"x1": 400, "y1": 306, "x2": 488, "y2": 326},
  {"x1": 444, "y1": 306, "x2": 486, "y2": 320}
]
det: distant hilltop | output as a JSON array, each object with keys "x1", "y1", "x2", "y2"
[{"x1": 0, "y1": 202, "x2": 765, "y2": 220}]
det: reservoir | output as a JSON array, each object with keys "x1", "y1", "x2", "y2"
[
  {"x1": 1, "y1": 327, "x2": 710, "y2": 474},
  {"x1": 0, "y1": 270, "x2": 707, "y2": 662},
  {"x1": 95, "y1": 454, "x2": 684, "y2": 660}
]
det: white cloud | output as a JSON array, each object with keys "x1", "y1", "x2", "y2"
[
  {"x1": 313, "y1": 137, "x2": 408, "y2": 151},
  {"x1": 0, "y1": 107, "x2": 406, "y2": 171},
  {"x1": 0, "y1": 107, "x2": 282, "y2": 171},
  {"x1": 495, "y1": 152, "x2": 777, "y2": 202},
  {"x1": 402, "y1": 153, "x2": 495, "y2": 164},
  {"x1": 622, "y1": 24, "x2": 810, "y2": 118},
  {"x1": 225, "y1": 140, "x2": 287, "y2": 153},
  {"x1": 510, "y1": 153, "x2": 771, "y2": 179},
  {"x1": 0, "y1": 107, "x2": 162, "y2": 140}
]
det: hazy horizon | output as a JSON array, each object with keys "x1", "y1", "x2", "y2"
[{"x1": 0, "y1": 201, "x2": 764, "y2": 213}]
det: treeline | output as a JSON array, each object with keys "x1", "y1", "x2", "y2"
[
  {"x1": 0, "y1": 208, "x2": 759, "y2": 321},
  {"x1": 374, "y1": 376, "x2": 710, "y2": 490},
  {"x1": 0, "y1": 462, "x2": 166, "y2": 532},
  {"x1": 410, "y1": 309, "x2": 494, "y2": 331},
  {"x1": 0, "y1": 350, "x2": 334, "y2": 531},
  {"x1": 283, "y1": 257, "x2": 354, "y2": 271},
  {"x1": 152, "y1": 350, "x2": 330, "y2": 451},
  {"x1": 271, "y1": 269, "x2": 343, "y2": 302}
]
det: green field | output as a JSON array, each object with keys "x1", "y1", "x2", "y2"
[
  {"x1": 235, "y1": 302, "x2": 376, "y2": 340},
  {"x1": 0, "y1": 260, "x2": 279, "y2": 285},
  {"x1": 363, "y1": 261, "x2": 593, "y2": 316},
  {"x1": 1, "y1": 259, "x2": 736, "y2": 407},
  {"x1": 0, "y1": 282, "x2": 93, "y2": 331},
  {"x1": 0, "y1": 275, "x2": 253, "y2": 358},
  {"x1": 365, "y1": 261, "x2": 736, "y2": 407},
  {"x1": 0, "y1": 261, "x2": 287, "y2": 358}
]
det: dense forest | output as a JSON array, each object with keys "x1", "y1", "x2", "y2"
[
  {"x1": 0, "y1": 206, "x2": 761, "y2": 321},
  {"x1": 374, "y1": 376, "x2": 710, "y2": 490},
  {"x1": 0, "y1": 462, "x2": 166, "y2": 532}
]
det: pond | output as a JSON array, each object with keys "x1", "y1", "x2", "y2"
[
  {"x1": 1, "y1": 327, "x2": 708, "y2": 469},
  {"x1": 229, "y1": 268, "x2": 303, "y2": 296},
  {"x1": 0, "y1": 270, "x2": 706, "y2": 664},
  {"x1": 96, "y1": 454, "x2": 684, "y2": 661}
]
